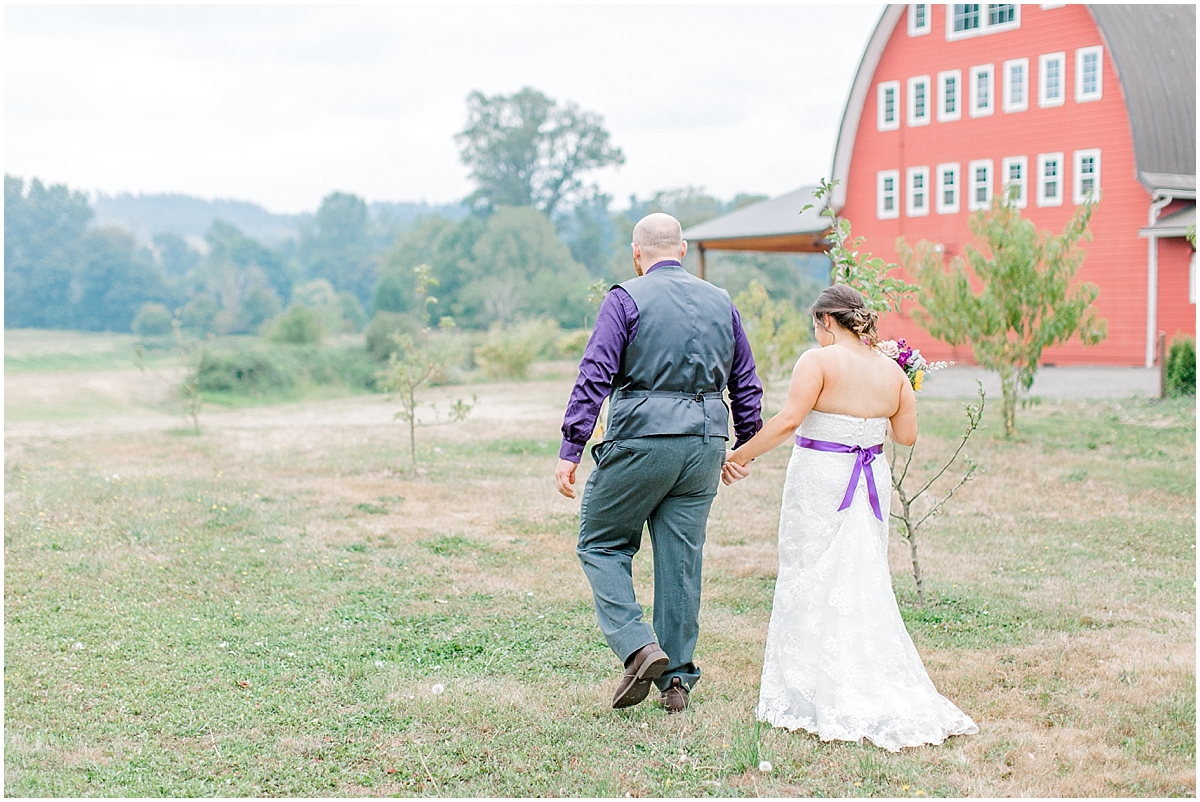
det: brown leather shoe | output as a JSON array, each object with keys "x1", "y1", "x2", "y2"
[
  {"x1": 612, "y1": 643, "x2": 669, "y2": 709},
  {"x1": 660, "y1": 676, "x2": 689, "y2": 713}
]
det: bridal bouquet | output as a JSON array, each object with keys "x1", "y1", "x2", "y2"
[{"x1": 876, "y1": 339, "x2": 949, "y2": 391}]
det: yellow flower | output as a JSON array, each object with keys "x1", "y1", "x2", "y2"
[{"x1": 913, "y1": 369, "x2": 925, "y2": 392}]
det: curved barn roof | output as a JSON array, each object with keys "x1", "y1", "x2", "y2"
[{"x1": 830, "y1": 4, "x2": 1197, "y2": 208}]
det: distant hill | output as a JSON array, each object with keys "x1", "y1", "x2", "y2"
[{"x1": 90, "y1": 192, "x2": 467, "y2": 247}]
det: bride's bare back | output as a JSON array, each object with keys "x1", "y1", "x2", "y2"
[{"x1": 810, "y1": 342, "x2": 907, "y2": 419}]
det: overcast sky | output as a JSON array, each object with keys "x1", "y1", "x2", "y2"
[{"x1": 5, "y1": 4, "x2": 884, "y2": 215}]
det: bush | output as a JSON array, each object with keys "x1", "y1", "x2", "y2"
[
  {"x1": 132, "y1": 302, "x2": 174, "y2": 337},
  {"x1": 1166, "y1": 335, "x2": 1196, "y2": 396},
  {"x1": 197, "y1": 349, "x2": 293, "y2": 395},
  {"x1": 266, "y1": 305, "x2": 326, "y2": 345},
  {"x1": 556, "y1": 329, "x2": 591, "y2": 360},
  {"x1": 474, "y1": 319, "x2": 559, "y2": 379},
  {"x1": 365, "y1": 312, "x2": 422, "y2": 360},
  {"x1": 196, "y1": 344, "x2": 380, "y2": 397}
]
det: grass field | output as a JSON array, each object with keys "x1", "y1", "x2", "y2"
[{"x1": 4, "y1": 332, "x2": 1195, "y2": 796}]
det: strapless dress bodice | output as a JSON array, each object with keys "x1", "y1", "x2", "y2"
[{"x1": 798, "y1": 410, "x2": 888, "y2": 448}]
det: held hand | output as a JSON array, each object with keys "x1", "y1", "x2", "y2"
[
  {"x1": 556, "y1": 459, "x2": 579, "y2": 499},
  {"x1": 721, "y1": 457, "x2": 751, "y2": 486}
]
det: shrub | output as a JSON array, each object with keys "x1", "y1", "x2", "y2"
[
  {"x1": 1166, "y1": 335, "x2": 1196, "y2": 397},
  {"x1": 557, "y1": 329, "x2": 591, "y2": 360},
  {"x1": 266, "y1": 305, "x2": 326, "y2": 345},
  {"x1": 365, "y1": 312, "x2": 422, "y2": 360},
  {"x1": 196, "y1": 344, "x2": 379, "y2": 397},
  {"x1": 474, "y1": 319, "x2": 557, "y2": 379},
  {"x1": 132, "y1": 302, "x2": 174, "y2": 337},
  {"x1": 197, "y1": 349, "x2": 293, "y2": 395}
]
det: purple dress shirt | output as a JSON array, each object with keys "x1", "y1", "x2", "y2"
[{"x1": 559, "y1": 260, "x2": 764, "y2": 462}]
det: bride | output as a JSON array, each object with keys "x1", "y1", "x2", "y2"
[{"x1": 722, "y1": 284, "x2": 977, "y2": 752}]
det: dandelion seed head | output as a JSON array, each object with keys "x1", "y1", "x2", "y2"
[
  {"x1": 758, "y1": 760, "x2": 773, "y2": 774},
  {"x1": 432, "y1": 683, "x2": 445, "y2": 695}
]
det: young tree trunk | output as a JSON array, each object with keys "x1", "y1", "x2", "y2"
[
  {"x1": 999, "y1": 367, "x2": 1019, "y2": 437},
  {"x1": 407, "y1": 387, "x2": 418, "y2": 467}
]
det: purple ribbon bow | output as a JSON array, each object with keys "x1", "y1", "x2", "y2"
[{"x1": 796, "y1": 436, "x2": 885, "y2": 521}]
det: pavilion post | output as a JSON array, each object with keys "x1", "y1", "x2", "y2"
[{"x1": 696, "y1": 244, "x2": 706, "y2": 280}]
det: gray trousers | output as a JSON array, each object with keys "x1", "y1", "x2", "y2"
[{"x1": 577, "y1": 435, "x2": 725, "y2": 692}]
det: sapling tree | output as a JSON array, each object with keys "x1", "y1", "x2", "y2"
[
  {"x1": 813, "y1": 178, "x2": 985, "y2": 605},
  {"x1": 135, "y1": 314, "x2": 211, "y2": 434},
  {"x1": 375, "y1": 264, "x2": 474, "y2": 466},
  {"x1": 900, "y1": 192, "x2": 1106, "y2": 436}
]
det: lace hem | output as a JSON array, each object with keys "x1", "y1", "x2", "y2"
[{"x1": 755, "y1": 701, "x2": 979, "y2": 753}]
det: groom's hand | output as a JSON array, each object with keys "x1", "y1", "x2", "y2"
[
  {"x1": 721, "y1": 459, "x2": 751, "y2": 486},
  {"x1": 556, "y1": 459, "x2": 579, "y2": 499}
]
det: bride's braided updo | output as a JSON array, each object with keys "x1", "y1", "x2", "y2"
[{"x1": 810, "y1": 284, "x2": 880, "y2": 346}]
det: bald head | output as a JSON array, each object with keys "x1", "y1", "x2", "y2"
[{"x1": 632, "y1": 213, "x2": 683, "y2": 256}]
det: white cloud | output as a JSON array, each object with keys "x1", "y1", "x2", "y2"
[{"x1": 4, "y1": 4, "x2": 882, "y2": 213}]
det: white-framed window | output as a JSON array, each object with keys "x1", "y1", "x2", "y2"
[
  {"x1": 877, "y1": 81, "x2": 900, "y2": 131},
  {"x1": 938, "y1": 69, "x2": 962, "y2": 122},
  {"x1": 947, "y1": 4, "x2": 1020, "y2": 40},
  {"x1": 1003, "y1": 58, "x2": 1029, "y2": 112},
  {"x1": 970, "y1": 64, "x2": 994, "y2": 117},
  {"x1": 1000, "y1": 155, "x2": 1028, "y2": 207},
  {"x1": 1073, "y1": 149, "x2": 1101, "y2": 203},
  {"x1": 1189, "y1": 252, "x2": 1196, "y2": 305},
  {"x1": 907, "y1": 75, "x2": 931, "y2": 126},
  {"x1": 1039, "y1": 52, "x2": 1065, "y2": 107},
  {"x1": 908, "y1": 4, "x2": 931, "y2": 35},
  {"x1": 968, "y1": 159, "x2": 994, "y2": 211},
  {"x1": 907, "y1": 166, "x2": 930, "y2": 217},
  {"x1": 1076, "y1": 46, "x2": 1103, "y2": 102},
  {"x1": 1037, "y1": 152, "x2": 1064, "y2": 207},
  {"x1": 877, "y1": 170, "x2": 900, "y2": 219},
  {"x1": 936, "y1": 163, "x2": 961, "y2": 214}
]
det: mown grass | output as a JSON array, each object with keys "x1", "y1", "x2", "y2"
[{"x1": 3, "y1": 367, "x2": 1195, "y2": 796}]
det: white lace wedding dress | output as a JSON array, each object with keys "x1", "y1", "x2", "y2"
[{"x1": 755, "y1": 410, "x2": 978, "y2": 752}]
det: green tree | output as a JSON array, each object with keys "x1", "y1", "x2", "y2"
[
  {"x1": 74, "y1": 227, "x2": 170, "y2": 332},
  {"x1": 152, "y1": 232, "x2": 201, "y2": 277},
  {"x1": 298, "y1": 192, "x2": 377, "y2": 304},
  {"x1": 460, "y1": 207, "x2": 591, "y2": 327},
  {"x1": 371, "y1": 266, "x2": 412, "y2": 316},
  {"x1": 456, "y1": 87, "x2": 624, "y2": 219},
  {"x1": 902, "y1": 195, "x2": 1106, "y2": 436},
  {"x1": 4, "y1": 175, "x2": 93, "y2": 329}
]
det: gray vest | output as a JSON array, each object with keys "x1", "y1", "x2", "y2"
[{"x1": 605, "y1": 264, "x2": 736, "y2": 442}]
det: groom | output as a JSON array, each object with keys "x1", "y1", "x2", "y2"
[{"x1": 555, "y1": 213, "x2": 762, "y2": 713}]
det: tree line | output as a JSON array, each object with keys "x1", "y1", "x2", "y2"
[{"x1": 5, "y1": 86, "x2": 829, "y2": 336}]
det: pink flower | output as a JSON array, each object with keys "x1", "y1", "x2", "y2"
[{"x1": 877, "y1": 340, "x2": 900, "y2": 360}]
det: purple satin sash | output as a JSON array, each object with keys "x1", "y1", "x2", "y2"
[{"x1": 796, "y1": 436, "x2": 885, "y2": 521}]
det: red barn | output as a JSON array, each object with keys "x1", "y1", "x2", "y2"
[{"x1": 831, "y1": 4, "x2": 1196, "y2": 366}]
